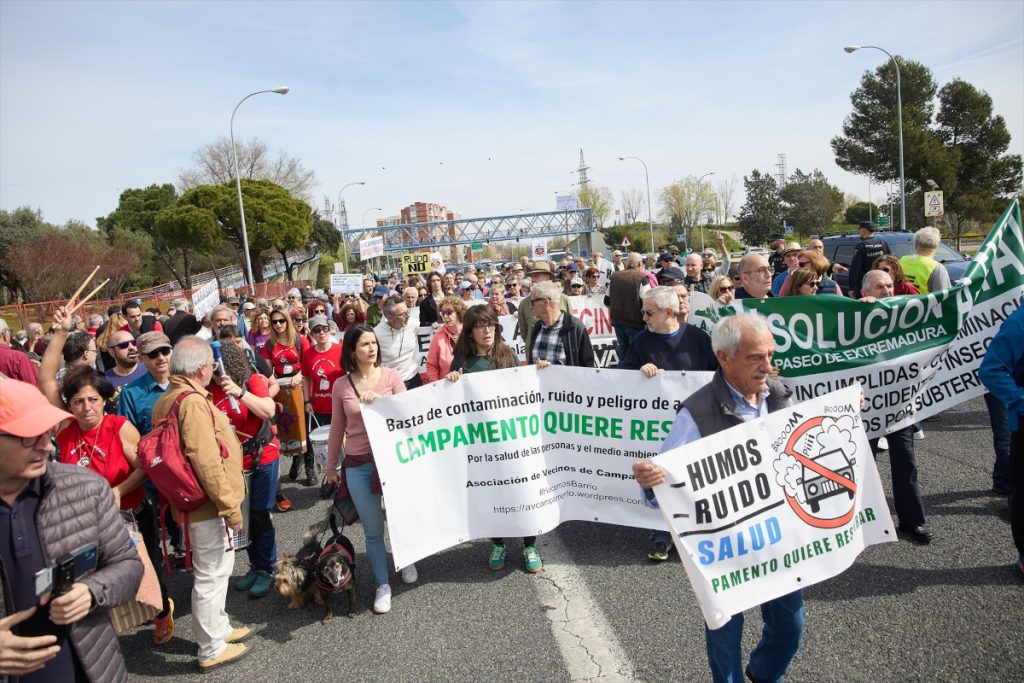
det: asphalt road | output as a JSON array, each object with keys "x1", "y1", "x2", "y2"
[{"x1": 121, "y1": 395, "x2": 1022, "y2": 682}]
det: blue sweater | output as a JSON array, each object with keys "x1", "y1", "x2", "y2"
[
  {"x1": 979, "y1": 301, "x2": 1024, "y2": 431},
  {"x1": 618, "y1": 324, "x2": 719, "y2": 372}
]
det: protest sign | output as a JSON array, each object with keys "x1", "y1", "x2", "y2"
[
  {"x1": 402, "y1": 252, "x2": 431, "y2": 276},
  {"x1": 329, "y1": 274, "x2": 361, "y2": 295},
  {"x1": 531, "y1": 239, "x2": 549, "y2": 261},
  {"x1": 429, "y1": 251, "x2": 446, "y2": 274},
  {"x1": 363, "y1": 366, "x2": 711, "y2": 568},
  {"x1": 191, "y1": 279, "x2": 219, "y2": 321},
  {"x1": 652, "y1": 386, "x2": 896, "y2": 629},
  {"x1": 360, "y1": 236, "x2": 384, "y2": 260}
]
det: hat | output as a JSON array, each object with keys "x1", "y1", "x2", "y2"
[
  {"x1": 669, "y1": 245, "x2": 680, "y2": 254},
  {"x1": 317, "y1": 292, "x2": 329, "y2": 302},
  {"x1": 243, "y1": 302, "x2": 256, "y2": 310},
  {"x1": 459, "y1": 281, "x2": 473, "y2": 290},
  {"x1": 658, "y1": 266, "x2": 686, "y2": 282},
  {"x1": 137, "y1": 331, "x2": 171, "y2": 355},
  {"x1": 782, "y1": 241, "x2": 802, "y2": 255},
  {"x1": 528, "y1": 262, "x2": 555, "y2": 277},
  {"x1": 224, "y1": 296, "x2": 240, "y2": 305},
  {"x1": 511, "y1": 263, "x2": 524, "y2": 271},
  {"x1": 657, "y1": 252, "x2": 675, "y2": 263},
  {"x1": 372, "y1": 285, "x2": 391, "y2": 297},
  {"x1": 570, "y1": 277, "x2": 584, "y2": 286},
  {"x1": 308, "y1": 314, "x2": 329, "y2": 329},
  {"x1": 0, "y1": 378, "x2": 73, "y2": 437},
  {"x1": 859, "y1": 221, "x2": 875, "y2": 232},
  {"x1": 565, "y1": 264, "x2": 579, "y2": 273}
]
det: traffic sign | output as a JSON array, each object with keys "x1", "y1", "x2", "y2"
[
  {"x1": 877, "y1": 216, "x2": 890, "y2": 228},
  {"x1": 471, "y1": 242, "x2": 483, "y2": 252},
  {"x1": 784, "y1": 225, "x2": 794, "y2": 235},
  {"x1": 924, "y1": 191, "x2": 944, "y2": 218},
  {"x1": 621, "y1": 236, "x2": 631, "y2": 248}
]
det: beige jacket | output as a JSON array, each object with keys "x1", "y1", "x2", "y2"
[{"x1": 152, "y1": 375, "x2": 245, "y2": 525}]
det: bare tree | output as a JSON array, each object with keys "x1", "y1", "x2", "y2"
[
  {"x1": 716, "y1": 174, "x2": 739, "y2": 224},
  {"x1": 620, "y1": 188, "x2": 645, "y2": 224},
  {"x1": 178, "y1": 136, "x2": 317, "y2": 201}
]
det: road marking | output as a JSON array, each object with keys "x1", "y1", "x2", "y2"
[{"x1": 532, "y1": 534, "x2": 636, "y2": 681}]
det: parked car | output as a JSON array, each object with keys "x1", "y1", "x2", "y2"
[{"x1": 820, "y1": 231, "x2": 970, "y2": 295}]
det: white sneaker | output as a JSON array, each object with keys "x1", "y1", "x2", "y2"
[
  {"x1": 877, "y1": 437, "x2": 889, "y2": 451},
  {"x1": 401, "y1": 564, "x2": 418, "y2": 584},
  {"x1": 373, "y1": 584, "x2": 392, "y2": 614},
  {"x1": 913, "y1": 429, "x2": 924, "y2": 441}
]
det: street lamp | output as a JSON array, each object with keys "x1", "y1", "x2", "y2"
[
  {"x1": 696, "y1": 172, "x2": 716, "y2": 251},
  {"x1": 362, "y1": 208, "x2": 382, "y2": 273},
  {"x1": 230, "y1": 86, "x2": 290, "y2": 291},
  {"x1": 336, "y1": 182, "x2": 366, "y2": 273},
  {"x1": 619, "y1": 156, "x2": 653, "y2": 256},
  {"x1": 845, "y1": 45, "x2": 905, "y2": 232}
]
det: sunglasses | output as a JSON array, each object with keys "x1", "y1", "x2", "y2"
[
  {"x1": 311, "y1": 326, "x2": 330, "y2": 334},
  {"x1": 641, "y1": 309, "x2": 658, "y2": 318},
  {"x1": 293, "y1": 318, "x2": 307, "y2": 324},
  {"x1": 271, "y1": 319, "x2": 288, "y2": 326},
  {"x1": 145, "y1": 347, "x2": 171, "y2": 359},
  {"x1": 719, "y1": 286, "x2": 735, "y2": 292},
  {"x1": 112, "y1": 340, "x2": 137, "y2": 350}
]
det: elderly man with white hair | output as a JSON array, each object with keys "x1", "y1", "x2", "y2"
[
  {"x1": 633, "y1": 312, "x2": 804, "y2": 683},
  {"x1": 164, "y1": 296, "x2": 204, "y2": 345},
  {"x1": 899, "y1": 226, "x2": 951, "y2": 294}
]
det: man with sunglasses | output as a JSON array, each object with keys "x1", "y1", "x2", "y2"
[
  {"x1": 375, "y1": 296, "x2": 422, "y2": 390},
  {"x1": 104, "y1": 330, "x2": 145, "y2": 389},
  {"x1": 118, "y1": 332, "x2": 172, "y2": 437}
]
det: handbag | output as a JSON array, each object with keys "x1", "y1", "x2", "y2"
[{"x1": 109, "y1": 526, "x2": 162, "y2": 635}]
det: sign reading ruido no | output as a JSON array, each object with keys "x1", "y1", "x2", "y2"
[
  {"x1": 402, "y1": 252, "x2": 430, "y2": 275},
  {"x1": 652, "y1": 385, "x2": 896, "y2": 629}
]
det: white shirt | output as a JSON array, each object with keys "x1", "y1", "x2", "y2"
[{"x1": 374, "y1": 319, "x2": 419, "y2": 381}]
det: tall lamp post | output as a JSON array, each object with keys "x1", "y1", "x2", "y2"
[
  {"x1": 696, "y1": 171, "x2": 715, "y2": 251},
  {"x1": 337, "y1": 181, "x2": 366, "y2": 273},
  {"x1": 362, "y1": 208, "x2": 382, "y2": 274},
  {"x1": 230, "y1": 86, "x2": 290, "y2": 291},
  {"x1": 845, "y1": 45, "x2": 905, "y2": 232},
  {"x1": 619, "y1": 156, "x2": 653, "y2": 255}
]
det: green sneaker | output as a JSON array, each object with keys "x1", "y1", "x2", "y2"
[
  {"x1": 234, "y1": 569, "x2": 259, "y2": 592},
  {"x1": 524, "y1": 545, "x2": 543, "y2": 573},
  {"x1": 249, "y1": 570, "x2": 273, "y2": 598},
  {"x1": 488, "y1": 544, "x2": 506, "y2": 571}
]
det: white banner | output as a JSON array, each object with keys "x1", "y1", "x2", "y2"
[
  {"x1": 652, "y1": 386, "x2": 896, "y2": 630},
  {"x1": 429, "y1": 251, "x2": 446, "y2": 275},
  {"x1": 360, "y1": 236, "x2": 384, "y2": 260},
  {"x1": 191, "y1": 279, "x2": 220, "y2": 321},
  {"x1": 330, "y1": 274, "x2": 362, "y2": 295},
  {"x1": 364, "y1": 366, "x2": 712, "y2": 568}
]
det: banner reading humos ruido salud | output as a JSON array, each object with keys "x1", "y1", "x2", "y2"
[
  {"x1": 651, "y1": 386, "x2": 896, "y2": 630},
  {"x1": 362, "y1": 365, "x2": 712, "y2": 569}
]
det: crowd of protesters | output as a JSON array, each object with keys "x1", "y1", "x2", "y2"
[{"x1": 0, "y1": 221, "x2": 1018, "y2": 682}]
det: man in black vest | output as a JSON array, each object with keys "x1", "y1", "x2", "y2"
[
  {"x1": 633, "y1": 313, "x2": 804, "y2": 683},
  {"x1": 848, "y1": 221, "x2": 887, "y2": 299}
]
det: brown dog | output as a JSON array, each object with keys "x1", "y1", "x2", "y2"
[{"x1": 274, "y1": 533, "x2": 356, "y2": 622}]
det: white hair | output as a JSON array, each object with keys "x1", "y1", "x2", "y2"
[
  {"x1": 913, "y1": 227, "x2": 941, "y2": 252},
  {"x1": 169, "y1": 336, "x2": 211, "y2": 376},
  {"x1": 862, "y1": 269, "x2": 890, "y2": 290},
  {"x1": 172, "y1": 297, "x2": 191, "y2": 313},
  {"x1": 642, "y1": 286, "x2": 680, "y2": 313},
  {"x1": 626, "y1": 252, "x2": 643, "y2": 268},
  {"x1": 712, "y1": 313, "x2": 772, "y2": 358},
  {"x1": 530, "y1": 281, "x2": 563, "y2": 302}
]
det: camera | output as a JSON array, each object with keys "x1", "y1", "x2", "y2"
[{"x1": 34, "y1": 543, "x2": 98, "y2": 598}]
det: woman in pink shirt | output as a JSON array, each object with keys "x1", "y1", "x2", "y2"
[
  {"x1": 325, "y1": 324, "x2": 415, "y2": 615},
  {"x1": 425, "y1": 296, "x2": 465, "y2": 382}
]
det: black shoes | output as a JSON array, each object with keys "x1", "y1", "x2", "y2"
[
  {"x1": 648, "y1": 540, "x2": 673, "y2": 562},
  {"x1": 288, "y1": 456, "x2": 301, "y2": 481},
  {"x1": 303, "y1": 453, "x2": 317, "y2": 487},
  {"x1": 898, "y1": 524, "x2": 934, "y2": 545}
]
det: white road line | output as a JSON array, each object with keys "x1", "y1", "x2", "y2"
[{"x1": 531, "y1": 533, "x2": 638, "y2": 681}]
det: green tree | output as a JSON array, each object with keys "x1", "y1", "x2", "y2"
[
  {"x1": 737, "y1": 170, "x2": 782, "y2": 246},
  {"x1": 844, "y1": 201, "x2": 881, "y2": 225},
  {"x1": 780, "y1": 169, "x2": 845, "y2": 233},
  {"x1": 575, "y1": 185, "x2": 613, "y2": 227},
  {"x1": 598, "y1": 221, "x2": 665, "y2": 255},
  {"x1": 659, "y1": 176, "x2": 717, "y2": 248}
]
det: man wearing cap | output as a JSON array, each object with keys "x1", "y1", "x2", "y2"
[
  {"x1": 518, "y1": 262, "x2": 573, "y2": 352},
  {"x1": 150, "y1": 337, "x2": 252, "y2": 671},
  {"x1": 163, "y1": 298, "x2": 204, "y2": 346},
  {"x1": 365, "y1": 285, "x2": 391, "y2": 327},
  {"x1": 657, "y1": 266, "x2": 686, "y2": 287},
  {"x1": 848, "y1": 221, "x2": 888, "y2": 299},
  {"x1": 0, "y1": 378, "x2": 143, "y2": 681},
  {"x1": 118, "y1": 331, "x2": 172, "y2": 437},
  {"x1": 0, "y1": 319, "x2": 37, "y2": 385},
  {"x1": 656, "y1": 252, "x2": 678, "y2": 273},
  {"x1": 682, "y1": 253, "x2": 713, "y2": 293},
  {"x1": 607, "y1": 252, "x2": 651, "y2": 360},
  {"x1": 771, "y1": 242, "x2": 803, "y2": 296}
]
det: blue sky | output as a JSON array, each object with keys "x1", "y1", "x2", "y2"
[{"x1": 1, "y1": 0, "x2": 1021, "y2": 229}]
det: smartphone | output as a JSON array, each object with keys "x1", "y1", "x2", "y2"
[{"x1": 53, "y1": 543, "x2": 98, "y2": 595}]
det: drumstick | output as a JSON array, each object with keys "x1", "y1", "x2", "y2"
[
  {"x1": 69, "y1": 279, "x2": 110, "y2": 315},
  {"x1": 68, "y1": 266, "x2": 100, "y2": 305}
]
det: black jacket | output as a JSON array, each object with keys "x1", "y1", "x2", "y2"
[
  {"x1": 163, "y1": 310, "x2": 203, "y2": 345},
  {"x1": 527, "y1": 313, "x2": 596, "y2": 368},
  {"x1": 849, "y1": 236, "x2": 888, "y2": 298},
  {"x1": 681, "y1": 370, "x2": 792, "y2": 437}
]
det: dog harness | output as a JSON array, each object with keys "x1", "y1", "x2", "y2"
[{"x1": 314, "y1": 542, "x2": 355, "y2": 594}]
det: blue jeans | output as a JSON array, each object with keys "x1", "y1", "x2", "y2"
[
  {"x1": 247, "y1": 459, "x2": 278, "y2": 573},
  {"x1": 705, "y1": 589, "x2": 804, "y2": 683},
  {"x1": 984, "y1": 393, "x2": 1011, "y2": 491},
  {"x1": 346, "y1": 462, "x2": 389, "y2": 585},
  {"x1": 614, "y1": 325, "x2": 642, "y2": 366}
]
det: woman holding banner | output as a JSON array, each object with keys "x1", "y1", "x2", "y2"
[
  {"x1": 445, "y1": 306, "x2": 543, "y2": 573},
  {"x1": 262, "y1": 310, "x2": 313, "y2": 486},
  {"x1": 325, "y1": 324, "x2": 416, "y2": 614},
  {"x1": 425, "y1": 296, "x2": 466, "y2": 383}
]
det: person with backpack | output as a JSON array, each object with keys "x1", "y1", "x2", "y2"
[
  {"x1": 261, "y1": 310, "x2": 313, "y2": 486},
  {"x1": 148, "y1": 336, "x2": 252, "y2": 672},
  {"x1": 208, "y1": 340, "x2": 280, "y2": 599}
]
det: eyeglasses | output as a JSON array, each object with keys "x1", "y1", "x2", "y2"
[
  {"x1": 271, "y1": 319, "x2": 288, "y2": 326},
  {"x1": 388, "y1": 311, "x2": 410, "y2": 319},
  {"x1": 719, "y1": 286, "x2": 735, "y2": 292},
  {"x1": 144, "y1": 347, "x2": 171, "y2": 359},
  {"x1": 641, "y1": 309, "x2": 659, "y2": 318},
  {"x1": 530, "y1": 298, "x2": 548, "y2": 305},
  {"x1": 0, "y1": 429, "x2": 55, "y2": 448},
  {"x1": 571, "y1": 284, "x2": 583, "y2": 288},
  {"x1": 311, "y1": 309, "x2": 326, "y2": 315},
  {"x1": 311, "y1": 326, "x2": 330, "y2": 334},
  {"x1": 293, "y1": 318, "x2": 306, "y2": 324},
  {"x1": 744, "y1": 267, "x2": 773, "y2": 276},
  {"x1": 112, "y1": 340, "x2": 137, "y2": 350},
  {"x1": 702, "y1": 268, "x2": 715, "y2": 274},
  {"x1": 474, "y1": 323, "x2": 496, "y2": 330}
]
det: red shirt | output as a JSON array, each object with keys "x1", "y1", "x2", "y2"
[
  {"x1": 300, "y1": 342, "x2": 345, "y2": 415},
  {"x1": 56, "y1": 415, "x2": 143, "y2": 510},
  {"x1": 261, "y1": 337, "x2": 310, "y2": 377},
  {"x1": 209, "y1": 374, "x2": 280, "y2": 470}
]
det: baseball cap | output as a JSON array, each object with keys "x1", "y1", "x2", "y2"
[
  {"x1": 658, "y1": 266, "x2": 686, "y2": 282},
  {"x1": 243, "y1": 302, "x2": 256, "y2": 311},
  {"x1": 459, "y1": 281, "x2": 473, "y2": 290},
  {"x1": 570, "y1": 277, "x2": 584, "y2": 286},
  {"x1": 372, "y1": 285, "x2": 391, "y2": 297},
  {"x1": 657, "y1": 252, "x2": 675, "y2": 263},
  {"x1": 308, "y1": 314, "x2": 330, "y2": 330},
  {"x1": 566, "y1": 264, "x2": 579, "y2": 273},
  {"x1": 137, "y1": 331, "x2": 172, "y2": 355},
  {"x1": 0, "y1": 378, "x2": 73, "y2": 437},
  {"x1": 224, "y1": 296, "x2": 240, "y2": 305}
]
